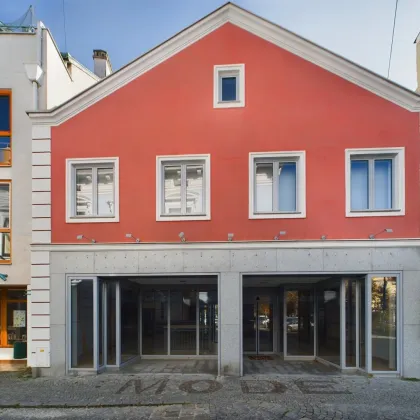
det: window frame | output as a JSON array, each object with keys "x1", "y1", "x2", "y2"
[
  {"x1": 249, "y1": 151, "x2": 306, "y2": 219},
  {"x1": 213, "y1": 64, "x2": 245, "y2": 108},
  {"x1": 345, "y1": 148, "x2": 405, "y2": 217},
  {"x1": 66, "y1": 157, "x2": 120, "y2": 223},
  {"x1": 0, "y1": 89, "x2": 12, "y2": 166},
  {"x1": 0, "y1": 180, "x2": 11, "y2": 264},
  {"x1": 156, "y1": 154, "x2": 211, "y2": 221}
]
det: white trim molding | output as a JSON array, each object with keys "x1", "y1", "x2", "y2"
[
  {"x1": 345, "y1": 147, "x2": 405, "y2": 217},
  {"x1": 249, "y1": 151, "x2": 306, "y2": 219},
  {"x1": 156, "y1": 154, "x2": 211, "y2": 221},
  {"x1": 213, "y1": 64, "x2": 245, "y2": 108},
  {"x1": 65, "y1": 157, "x2": 120, "y2": 223},
  {"x1": 27, "y1": 3, "x2": 420, "y2": 129}
]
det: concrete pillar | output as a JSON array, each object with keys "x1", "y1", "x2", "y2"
[{"x1": 219, "y1": 272, "x2": 241, "y2": 376}]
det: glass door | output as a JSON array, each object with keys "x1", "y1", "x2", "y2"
[
  {"x1": 242, "y1": 295, "x2": 273, "y2": 354},
  {"x1": 284, "y1": 289, "x2": 315, "y2": 358}
]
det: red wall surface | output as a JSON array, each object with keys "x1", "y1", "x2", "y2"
[{"x1": 51, "y1": 23, "x2": 420, "y2": 243}]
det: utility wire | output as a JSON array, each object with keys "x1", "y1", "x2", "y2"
[
  {"x1": 387, "y1": 0, "x2": 399, "y2": 79},
  {"x1": 62, "y1": 0, "x2": 68, "y2": 51}
]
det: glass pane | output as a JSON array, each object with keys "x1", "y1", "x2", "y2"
[
  {"x1": 7, "y1": 301, "x2": 27, "y2": 346},
  {"x1": 199, "y1": 291, "x2": 218, "y2": 355},
  {"x1": 374, "y1": 159, "x2": 392, "y2": 210},
  {"x1": 243, "y1": 303, "x2": 256, "y2": 352},
  {"x1": 0, "y1": 183, "x2": 10, "y2": 227},
  {"x1": 142, "y1": 290, "x2": 168, "y2": 355},
  {"x1": 317, "y1": 280, "x2": 341, "y2": 365},
  {"x1": 360, "y1": 279, "x2": 366, "y2": 369},
  {"x1": 71, "y1": 279, "x2": 94, "y2": 368},
  {"x1": 0, "y1": 232, "x2": 10, "y2": 261},
  {"x1": 107, "y1": 282, "x2": 117, "y2": 365},
  {"x1": 286, "y1": 290, "x2": 314, "y2": 356},
  {"x1": 98, "y1": 283, "x2": 103, "y2": 367},
  {"x1": 257, "y1": 297, "x2": 273, "y2": 352},
  {"x1": 0, "y1": 137, "x2": 11, "y2": 165},
  {"x1": 345, "y1": 280, "x2": 357, "y2": 367},
  {"x1": 163, "y1": 166, "x2": 181, "y2": 215},
  {"x1": 76, "y1": 168, "x2": 93, "y2": 216},
  {"x1": 371, "y1": 276, "x2": 397, "y2": 371},
  {"x1": 221, "y1": 77, "x2": 237, "y2": 101},
  {"x1": 97, "y1": 168, "x2": 114, "y2": 216},
  {"x1": 255, "y1": 163, "x2": 273, "y2": 212},
  {"x1": 351, "y1": 160, "x2": 369, "y2": 210},
  {"x1": 186, "y1": 164, "x2": 204, "y2": 214},
  {"x1": 278, "y1": 162, "x2": 297, "y2": 212},
  {"x1": 170, "y1": 290, "x2": 196, "y2": 355},
  {"x1": 121, "y1": 286, "x2": 139, "y2": 363},
  {"x1": 0, "y1": 95, "x2": 10, "y2": 132},
  {"x1": 7, "y1": 289, "x2": 26, "y2": 300}
]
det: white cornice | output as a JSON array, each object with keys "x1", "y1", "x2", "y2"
[
  {"x1": 32, "y1": 238, "x2": 420, "y2": 252},
  {"x1": 28, "y1": 3, "x2": 420, "y2": 127}
]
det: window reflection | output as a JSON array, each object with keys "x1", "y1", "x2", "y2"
[
  {"x1": 371, "y1": 276, "x2": 397, "y2": 371},
  {"x1": 76, "y1": 168, "x2": 93, "y2": 216}
]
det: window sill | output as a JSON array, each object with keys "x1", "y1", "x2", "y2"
[
  {"x1": 66, "y1": 216, "x2": 119, "y2": 224},
  {"x1": 249, "y1": 211, "x2": 306, "y2": 220},
  {"x1": 157, "y1": 214, "x2": 211, "y2": 222},
  {"x1": 346, "y1": 209, "x2": 404, "y2": 218},
  {"x1": 214, "y1": 100, "x2": 244, "y2": 109},
  {"x1": 0, "y1": 260, "x2": 11, "y2": 265}
]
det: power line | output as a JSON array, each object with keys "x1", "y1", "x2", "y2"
[
  {"x1": 387, "y1": 0, "x2": 399, "y2": 79},
  {"x1": 62, "y1": 0, "x2": 68, "y2": 51}
]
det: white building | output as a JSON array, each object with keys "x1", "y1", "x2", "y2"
[{"x1": 0, "y1": 7, "x2": 110, "y2": 361}]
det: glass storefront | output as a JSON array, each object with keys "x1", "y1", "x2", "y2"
[{"x1": 68, "y1": 277, "x2": 218, "y2": 372}]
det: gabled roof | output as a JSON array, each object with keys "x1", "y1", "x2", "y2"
[{"x1": 28, "y1": 2, "x2": 420, "y2": 125}]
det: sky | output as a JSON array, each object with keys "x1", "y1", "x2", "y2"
[{"x1": 1, "y1": 0, "x2": 420, "y2": 90}]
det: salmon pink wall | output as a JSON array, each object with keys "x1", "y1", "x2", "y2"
[{"x1": 51, "y1": 23, "x2": 420, "y2": 243}]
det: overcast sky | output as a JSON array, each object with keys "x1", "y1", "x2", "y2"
[{"x1": 2, "y1": 0, "x2": 419, "y2": 90}]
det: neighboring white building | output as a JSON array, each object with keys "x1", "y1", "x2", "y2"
[{"x1": 0, "y1": 7, "x2": 107, "y2": 361}]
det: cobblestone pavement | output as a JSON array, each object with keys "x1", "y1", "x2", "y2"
[{"x1": 0, "y1": 373, "x2": 419, "y2": 419}]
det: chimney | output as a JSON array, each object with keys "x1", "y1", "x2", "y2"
[
  {"x1": 415, "y1": 33, "x2": 420, "y2": 92},
  {"x1": 93, "y1": 49, "x2": 112, "y2": 79}
]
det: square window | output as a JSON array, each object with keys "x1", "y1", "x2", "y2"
[
  {"x1": 346, "y1": 148, "x2": 404, "y2": 217},
  {"x1": 249, "y1": 152, "x2": 306, "y2": 219},
  {"x1": 157, "y1": 155, "x2": 210, "y2": 221},
  {"x1": 66, "y1": 158, "x2": 119, "y2": 223},
  {"x1": 214, "y1": 64, "x2": 245, "y2": 108}
]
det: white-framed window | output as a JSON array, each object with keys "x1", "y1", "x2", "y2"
[
  {"x1": 213, "y1": 64, "x2": 245, "y2": 108},
  {"x1": 156, "y1": 154, "x2": 210, "y2": 221},
  {"x1": 66, "y1": 157, "x2": 119, "y2": 223},
  {"x1": 249, "y1": 151, "x2": 306, "y2": 219},
  {"x1": 345, "y1": 148, "x2": 405, "y2": 217}
]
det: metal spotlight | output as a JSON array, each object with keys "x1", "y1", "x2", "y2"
[
  {"x1": 274, "y1": 231, "x2": 287, "y2": 240},
  {"x1": 76, "y1": 234, "x2": 96, "y2": 243},
  {"x1": 125, "y1": 233, "x2": 140, "y2": 243},
  {"x1": 369, "y1": 228, "x2": 393, "y2": 240},
  {"x1": 179, "y1": 232, "x2": 186, "y2": 242},
  {"x1": 321, "y1": 235, "x2": 327, "y2": 240},
  {"x1": 227, "y1": 233, "x2": 234, "y2": 242}
]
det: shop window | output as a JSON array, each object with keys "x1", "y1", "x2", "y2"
[
  {"x1": 0, "y1": 288, "x2": 27, "y2": 347},
  {"x1": 0, "y1": 91, "x2": 11, "y2": 166}
]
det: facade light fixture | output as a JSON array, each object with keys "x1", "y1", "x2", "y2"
[
  {"x1": 76, "y1": 234, "x2": 96, "y2": 243},
  {"x1": 179, "y1": 232, "x2": 186, "y2": 242},
  {"x1": 369, "y1": 228, "x2": 393, "y2": 240},
  {"x1": 227, "y1": 233, "x2": 234, "y2": 242},
  {"x1": 274, "y1": 231, "x2": 287, "y2": 240},
  {"x1": 125, "y1": 233, "x2": 140, "y2": 243},
  {"x1": 321, "y1": 235, "x2": 327, "y2": 240}
]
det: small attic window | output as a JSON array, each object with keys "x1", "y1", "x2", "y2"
[{"x1": 214, "y1": 64, "x2": 245, "y2": 108}]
